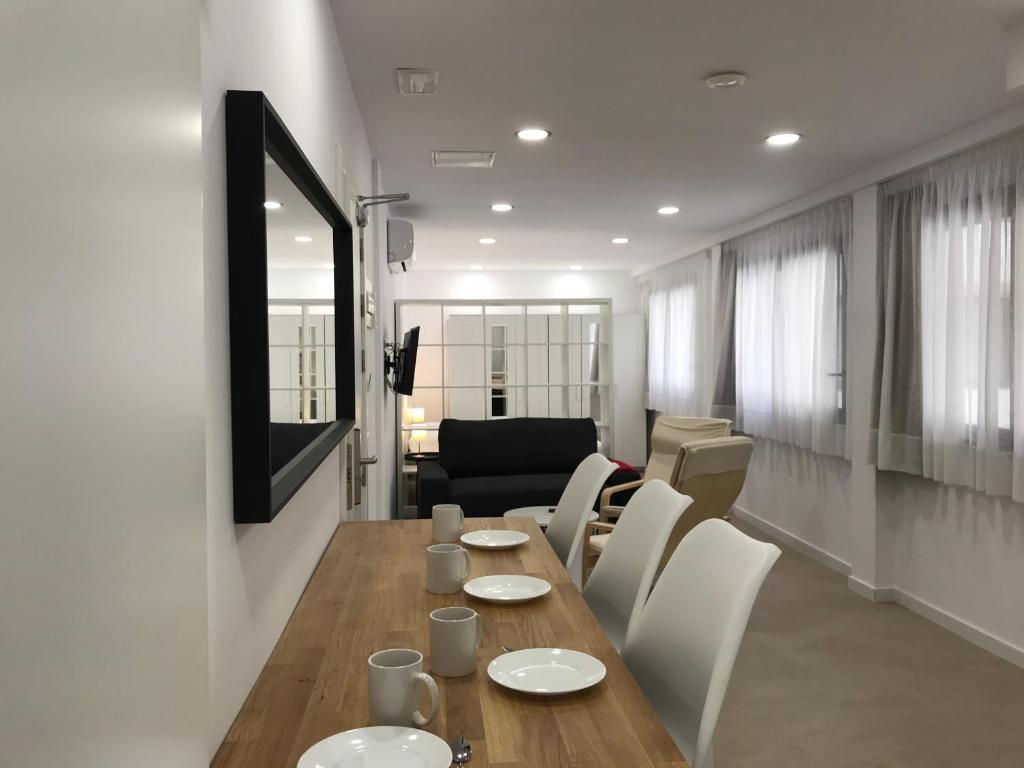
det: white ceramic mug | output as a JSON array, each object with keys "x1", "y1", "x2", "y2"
[
  {"x1": 430, "y1": 606, "x2": 483, "y2": 677},
  {"x1": 432, "y1": 503, "x2": 464, "y2": 543},
  {"x1": 426, "y1": 543, "x2": 471, "y2": 594},
  {"x1": 367, "y1": 648, "x2": 439, "y2": 728}
]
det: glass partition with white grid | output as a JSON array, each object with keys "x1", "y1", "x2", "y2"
[{"x1": 396, "y1": 300, "x2": 613, "y2": 514}]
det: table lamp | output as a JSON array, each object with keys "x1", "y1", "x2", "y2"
[{"x1": 410, "y1": 429, "x2": 428, "y2": 453}]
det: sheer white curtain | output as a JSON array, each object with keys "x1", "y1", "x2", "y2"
[
  {"x1": 644, "y1": 253, "x2": 710, "y2": 415},
  {"x1": 731, "y1": 199, "x2": 850, "y2": 457},
  {"x1": 873, "y1": 132, "x2": 1024, "y2": 499}
]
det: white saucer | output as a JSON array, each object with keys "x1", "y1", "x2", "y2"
[
  {"x1": 487, "y1": 648, "x2": 606, "y2": 696},
  {"x1": 460, "y1": 530, "x2": 530, "y2": 550},
  {"x1": 297, "y1": 726, "x2": 452, "y2": 768},
  {"x1": 463, "y1": 574, "x2": 551, "y2": 603}
]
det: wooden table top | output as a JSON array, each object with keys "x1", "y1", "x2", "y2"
[{"x1": 212, "y1": 517, "x2": 689, "y2": 768}]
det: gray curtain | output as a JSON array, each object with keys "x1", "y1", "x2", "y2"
[
  {"x1": 710, "y1": 248, "x2": 736, "y2": 420},
  {"x1": 870, "y1": 183, "x2": 924, "y2": 470}
]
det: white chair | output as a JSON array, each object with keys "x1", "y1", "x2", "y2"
[
  {"x1": 621, "y1": 519, "x2": 780, "y2": 768},
  {"x1": 545, "y1": 452, "x2": 616, "y2": 587},
  {"x1": 581, "y1": 480, "x2": 691, "y2": 651}
]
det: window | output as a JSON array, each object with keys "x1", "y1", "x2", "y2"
[
  {"x1": 728, "y1": 198, "x2": 850, "y2": 457},
  {"x1": 872, "y1": 130, "x2": 1024, "y2": 501}
]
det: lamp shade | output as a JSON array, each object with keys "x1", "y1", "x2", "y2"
[
  {"x1": 409, "y1": 407, "x2": 426, "y2": 424},
  {"x1": 410, "y1": 429, "x2": 429, "y2": 442}
]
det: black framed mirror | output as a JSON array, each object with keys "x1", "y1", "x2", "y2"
[{"x1": 226, "y1": 90, "x2": 355, "y2": 523}]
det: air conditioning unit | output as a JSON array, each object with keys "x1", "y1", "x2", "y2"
[{"x1": 387, "y1": 219, "x2": 415, "y2": 274}]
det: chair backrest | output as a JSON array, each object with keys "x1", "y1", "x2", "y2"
[
  {"x1": 582, "y1": 480, "x2": 691, "y2": 651},
  {"x1": 660, "y1": 436, "x2": 753, "y2": 571},
  {"x1": 644, "y1": 416, "x2": 732, "y2": 485},
  {"x1": 546, "y1": 452, "x2": 616, "y2": 586},
  {"x1": 622, "y1": 519, "x2": 780, "y2": 768}
]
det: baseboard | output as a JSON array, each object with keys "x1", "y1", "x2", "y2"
[
  {"x1": 730, "y1": 505, "x2": 851, "y2": 575},
  {"x1": 887, "y1": 588, "x2": 1024, "y2": 669},
  {"x1": 731, "y1": 506, "x2": 1024, "y2": 670}
]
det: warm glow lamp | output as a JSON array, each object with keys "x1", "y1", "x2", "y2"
[{"x1": 410, "y1": 429, "x2": 428, "y2": 452}]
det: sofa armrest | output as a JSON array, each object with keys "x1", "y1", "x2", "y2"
[{"x1": 417, "y1": 460, "x2": 450, "y2": 519}]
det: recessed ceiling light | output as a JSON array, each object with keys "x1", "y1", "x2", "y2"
[
  {"x1": 470, "y1": 265, "x2": 483, "y2": 271},
  {"x1": 490, "y1": 202, "x2": 514, "y2": 212},
  {"x1": 294, "y1": 235, "x2": 313, "y2": 243},
  {"x1": 264, "y1": 200, "x2": 282, "y2": 210},
  {"x1": 766, "y1": 132, "x2": 801, "y2": 147},
  {"x1": 612, "y1": 237, "x2": 629, "y2": 244},
  {"x1": 657, "y1": 206, "x2": 680, "y2": 216},
  {"x1": 479, "y1": 237, "x2": 496, "y2": 245},
  {"x1": 705, "y1": 71, "x2": 747, "y2": 89},
  {"x1": 570, "y1": 265, "x2": 583, "y2": 271},
  {"x1": 516, "y1": 127, "x2": 550, "y2": 142}
]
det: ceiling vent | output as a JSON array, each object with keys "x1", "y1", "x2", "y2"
[
  {"x1": 396, "y1": 68, "x2": 439, "y2": 95},
  {"x1": 431, "y1": 151, "x2": 495, "y2": 169}
]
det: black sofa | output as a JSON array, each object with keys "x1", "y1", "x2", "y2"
[{"x1": 416, "y1": 417, "x2": 639, "y2": 518}]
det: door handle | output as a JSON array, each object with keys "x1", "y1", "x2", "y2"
[{"x1": 360, "y1": 455, "x2": 378, "y2": 465}]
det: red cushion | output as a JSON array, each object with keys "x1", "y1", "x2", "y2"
[{"x1": 611, "y1": 459, "x2": 636, "y2": 473}]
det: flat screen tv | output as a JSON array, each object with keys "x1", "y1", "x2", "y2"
[{"x1": 394, "y1": 326, "x2": 419, "y2": 395}]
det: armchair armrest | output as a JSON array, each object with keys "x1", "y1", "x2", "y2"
[
  {"x1": 416, "y1": 460, "x2": 450, "y2": 519},
  {"x1": 588, "y1": 521, "x2": 616, "y2": 533},
  {"x1": 599, "y1": 479, "x2": 644, "y2": 520}
]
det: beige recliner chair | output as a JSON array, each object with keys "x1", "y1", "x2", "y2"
[
  {"x1": 587, "y1": 435, "x2": 754, "y2": 575},
  {"x1": 598, "y1": 416, "x2": 732, "y2": 520}
]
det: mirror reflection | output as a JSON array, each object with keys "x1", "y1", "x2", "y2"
[{"x1": 265, "y1": 153, "x2": 337, "y2": 474}]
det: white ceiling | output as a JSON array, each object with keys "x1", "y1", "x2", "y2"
[{"x1": 332, "y1": 0, "x2": 1023, "y2": 271}]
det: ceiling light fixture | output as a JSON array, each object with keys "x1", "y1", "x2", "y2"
[
  {"x1": 570, "y1": 265, "x2": 583, "y2": 271},
  {"x1": 705, "y1": 71, "x2": 747, "y2": 89},
  {"x1": 516, "y1": 127, "x2": 550, "y2": 142},
  {"x1": 657, "y1": 206, "x2": 680, "y2": 215},
  {"x1": 264, "y1": 200, "x2": 282, "y2": 210},
  {"x1": 612, "y1": 237, "x2": 629, "y2": 244},
  {"x1": 479, "y1": 237, "x2": 496, "y2": 245},
  {"x1": 766, "y1": 132, "x2": 801, "y2": 147},
  {"x1": 294, "y1": 235, "x2": 313, "y2": 243},
  {"x1": 470, "y1": 265, "x2": 483, "y2": 271},
  {"x1": 490, "y1": 202, "x2": 514, "y2": 212}
]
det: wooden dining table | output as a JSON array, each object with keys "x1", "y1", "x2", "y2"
[{"x1": 212, "y1": 516, "x2": 689, "y2": 767}]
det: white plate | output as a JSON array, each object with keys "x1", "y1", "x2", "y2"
[
  {"x1": 460, "y1": 530, "x2": 530, "y2": 550},
  {"x1": 297, "y1": 726, "x2": 452, "y2": 768},
  {"x1": 487, "y1": 648, "x2": 606, "y2": 696},
  {"x1": 463, "y1": 574, "x2": 551, "y2": 603}
]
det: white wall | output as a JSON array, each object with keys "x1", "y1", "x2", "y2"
[
  {"x1": 664, "y1": 111, "x2": 1024, "y2": 667},
  {"x1": 394, "y1": 269, "x2": 645, "y2": 463},
  {"x1": 202, "y1": 0, "x2": 373, "y2": 755},
  {"x1": 397, "y1": 268, "x2": 641, "y2": 313},
  {"x1": 0, "y1": 3, "x2": 208, "y2": 766}
]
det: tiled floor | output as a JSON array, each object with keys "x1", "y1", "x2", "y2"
[{"x1": 716, "y1": 524, "x2": 1024, "y2": 768}]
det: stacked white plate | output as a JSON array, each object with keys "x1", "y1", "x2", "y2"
[
  {"x1": 460, "y1": 530, "x2": 530, "y2": 550},
  {"x1": 463, "y1": 574, "x2": 551, "y2": 603},
  {"x1": 487, "y1": 648, "x2": 606, "y2": 696},
  {"x1": 297, "y1": 726, "x2": 452, "y2": 768}
]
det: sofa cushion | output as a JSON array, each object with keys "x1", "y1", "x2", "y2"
[
  {"x1": 439, "y1": 418, "x2": 597, "y2": 479},
  {"x1": 449, "y1": 472, "x2": 571, "y2": 517}
]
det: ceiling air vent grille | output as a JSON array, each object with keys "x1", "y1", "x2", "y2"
[
  {"x1": 431, "y1": 151, "x2": 496, "y2": 169},
  {"x1": 396, "y1": 68, "x2": 439, "y2": 95}
]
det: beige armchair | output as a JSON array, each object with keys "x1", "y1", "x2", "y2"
[
  {"x1": 587, "y1": 435, "x2": 754, "y2": 576},
  {"x1": 599, "y1": 416, "x2": 732, "y2": 521}
]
